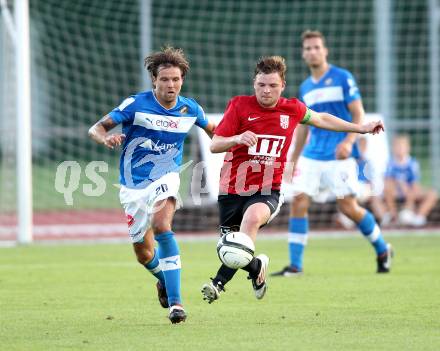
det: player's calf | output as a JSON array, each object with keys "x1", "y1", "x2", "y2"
[{"x1": 156, "y1": 281, "x2": 169, "y2": 308}]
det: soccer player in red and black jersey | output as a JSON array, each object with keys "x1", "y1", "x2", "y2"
[{"x1": 201, "y1": 56, "x2": 384, "y2": 303}]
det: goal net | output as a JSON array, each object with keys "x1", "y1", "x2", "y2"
[{"x1": 1, "y1": 0, "x2": 439, "y2": 242}]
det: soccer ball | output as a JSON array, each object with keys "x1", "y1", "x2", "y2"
[{"x1": 217, "y1": 232, "x2": 255, "y2": 269}]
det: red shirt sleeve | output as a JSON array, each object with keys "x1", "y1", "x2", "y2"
[
  {"x1": 295, "y1": 99, "x2": 308, "y2": 122},
  {"x1": 214, "y1": 98, "x2": 240, "y2": 137}
]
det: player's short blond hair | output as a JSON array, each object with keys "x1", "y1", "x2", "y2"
[
  {"x1": 254, "y1": 56, "x2": 287, "y2": 81},
  {"x1": 301, "y1": 30, "x2": 327, "y2": 47},
  {"x1": 394, "y1": 134, "x2": 411, "y2": 145},
  {"x1": 144, "y1": 46, "x2": 190, "y2": 80}
]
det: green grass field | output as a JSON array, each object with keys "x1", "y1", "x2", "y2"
[{"x1": 1, "y1": 235, "x2": 439, "y2": 350}]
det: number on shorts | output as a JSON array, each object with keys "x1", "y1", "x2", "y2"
[{"x1": 155, "y1": 184, "x2": 168, "y2": 195}]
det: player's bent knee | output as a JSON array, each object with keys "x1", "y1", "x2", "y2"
[
  {"x1": 135, "y1": 248, "x2": 155, "y2": 265},
  {"x1": 339, "y1": 201, "x2": 365, "y2": 221},
  {"x1": 291, "y1": 194, "x2": 309, "y2": 216},
  {"x1": 151, "y1": 222, "x2": 172, "y2": 235},
  {"x1": 241, "y1": 216, "x2": 265, "y2": 231}
]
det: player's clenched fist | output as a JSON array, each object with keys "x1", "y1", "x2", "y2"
[
  {"x1": 104, "y1": 133, "x2": 126, "y2": 149},
  {"x1": 234, "y1": 131, "x2": 258, "y2": 147},
  {"x1": 360, "y1": 121, "x2": 385, "y2": 135}
]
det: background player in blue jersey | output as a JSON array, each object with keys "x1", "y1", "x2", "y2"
[
  {"x1": 334, "y1": 137, "x2": 388, "y2": 229},
  {"x1": 88, "y1": 47, "x2": 215, "y2": 323},
  {"x1": 272, "y1": 30, "x2": 393, "y2": 276},
  {"x1": 383, "y1": 134, "x2": 438, "y2": 227}
]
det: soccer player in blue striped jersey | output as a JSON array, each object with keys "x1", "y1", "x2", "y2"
[
  {"x1": 88, "y1": 47, "x2": 215, "y2": 323},
  {"x1": 272, "y1": 30, "x2": 393, "y2": 276}
]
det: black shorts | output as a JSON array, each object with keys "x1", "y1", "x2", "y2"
[{"x1": 218, "y1": 190, "x2": 283, "y2": 235}]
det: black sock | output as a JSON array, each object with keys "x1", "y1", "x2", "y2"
[
  {"x1": 242, "y1": 257, "x2": 261, "y2": 279},
  {"x1": 212, "y1": 264, "x2": 238, "y2": 287}
]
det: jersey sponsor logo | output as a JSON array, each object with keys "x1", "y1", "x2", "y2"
[
  {"x1": 248, "y1": 116, "x2": 261, "y2": 121},
  {"x1": 134, "y1": 112, "x2": 196, "y2": 133},
  {"x1": 139, "y1": 139, "x2": 177, "y2": 152},
  {"x1": 122, "y1": 137, "x2": 180, "y2": 188},
  {"x1": 248, "y1": 134, "x2": 286, "y2": 158},
  {"x1": 303, "y1": 86, "x2": 344, "y2": 106},
  {"x1": 145, "y1": 117, "x2": 180, "y2": 129},
  {"x1": 280, "y1": 114, "x2": 289, "y2": 129},
  {"x1": 249, "y1": 155, "x2": 277, "y2": 165}
]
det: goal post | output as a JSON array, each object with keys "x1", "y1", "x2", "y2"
[
  {"x1": 15, "y1": 0, "x2": 33, "y2": 244},
  {"x1": 0, "y1": 0, "x2": 33, "y2": 244},
  {"x1": 429, "y1": 0, "x2": 440, "y2": 191}
]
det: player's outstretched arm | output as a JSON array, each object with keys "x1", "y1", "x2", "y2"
[
  {"x1": 306, "y1": 111, "x2": 384, "y2": 135},
  {"x1": 88, "y1": 115, "x2": 125, "y2": 149},
  {"x1": 203, "y1": 121, "x2": 217, "y2": 139},
  {"x1": 210, "y1": 131, "x2": 258, "y2": 153}
]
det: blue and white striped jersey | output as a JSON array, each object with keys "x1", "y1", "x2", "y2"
[
  {"x1": 299, "y1": 65, "x2": 361, "y2": 161},
  {"x1": 109, "y1": 91, "x2": 208, "y2": 188}
]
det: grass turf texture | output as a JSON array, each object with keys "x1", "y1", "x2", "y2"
[{"x1": 1, "y1": 235, "x2": 439, "y2": 350}]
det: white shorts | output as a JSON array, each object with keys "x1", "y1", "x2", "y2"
[
  {"x1": 357, "y1": 182, "x2": 372, "y2": 202},
  {"x1": 283, "y1": 156, "x2": 359, "y2": 203},
  {"x1": 119, "y1": 172, "x2": 180, "y2": 243}
]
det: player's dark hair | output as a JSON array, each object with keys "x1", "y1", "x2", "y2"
[
  {"x1": 144, "y1": 46, "x2": 190, "y2": 80},
  {"x1": 301, "y1": 30, "x2": 327, "y2": 46},
  {"x1": 254, "y1": 56, "x2": 287, "y2": 81}
]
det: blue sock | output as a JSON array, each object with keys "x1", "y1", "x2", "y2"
[
  {"x1": 155, "y1": 231, "x2": 181, "y2": 306},
  {"x1": 288, "y1": 217, "x2": 309, "y2": 271},
  {"x1": 357, "y1": 211, "x2": 388, "y2": 255},
  {"x1": 143, "y1": 248, "x2": 165, "y2": 286}
]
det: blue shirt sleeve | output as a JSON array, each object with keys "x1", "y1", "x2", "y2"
[
  {"x1": 408, "y1": 158, "x2": 421, "y2": 183},
  {"x1": 342, "y1": 70, "x2": 361, "y2": 105},
  {"x1": 385, "y1": 161, "x2": 394, "y2": 178},
  {"x1": 108, "y1": 96, "x2": 136, "y2": 124},
  {"x1": 194, "y1": 104, "x2": 208, "y2": 129}
]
